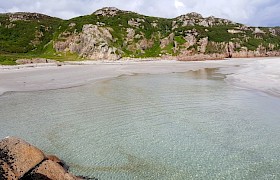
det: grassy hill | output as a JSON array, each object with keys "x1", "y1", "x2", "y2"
[{"x1": 0, "y1": 7, "x2": 280, "y2": 65}]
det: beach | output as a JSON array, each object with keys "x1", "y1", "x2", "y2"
[
  {"x1": 1, "y1": 57, "x2": 279, "y2": 97},
  {"x1": 1, "y1": 57, "x2": 280, "y2": 179}
]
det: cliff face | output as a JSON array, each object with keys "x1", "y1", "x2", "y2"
[
  {"x1": 54, "y1": 24, "x2": 120, "y2": 60},
  {"x1": 1, "y1": 7, "x2": 280, "y2": 63}
]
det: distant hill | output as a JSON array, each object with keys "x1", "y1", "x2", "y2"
[{"x1": 1, "y1": 7, "x2": 280, "y2": 65}]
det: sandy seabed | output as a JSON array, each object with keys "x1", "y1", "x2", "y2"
[{"x1": 0, "y1": 57, "x2": 279, "y2": 97}]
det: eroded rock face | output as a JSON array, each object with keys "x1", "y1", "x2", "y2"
[
  {"x1": 197, "y1": 37, "x2": 208, "y2": 53},
  {"x1": 139, "y1": 38, "x2": 154, "y2": 50},
  {"x1": 160, "y1": 33, "x2": 174, "y2": 49},
  {"x1": 54, "y1": 24, "x2": 120, "y2": 60},
  {"x1": 126, "y1": 28, "x2": 135, "y2": 41},
  {"x1": 184, "y1": 34, "x2": 197, "y2": 48},
  {"x1": 176, "y1": 38, "x2": 280, "y2": 61},
  {"x1": 0, "y1": 137, "x2": 45, "y2": 178}
]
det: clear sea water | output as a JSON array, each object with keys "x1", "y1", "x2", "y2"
[{"x1": 1, "y1": 69, "x2": 280, "y2": 180}]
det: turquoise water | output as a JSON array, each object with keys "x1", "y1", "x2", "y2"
[{"x1": 1, "y1": 69, "x2": 280, "y2": 179}]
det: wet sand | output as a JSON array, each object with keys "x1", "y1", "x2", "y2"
[{"x1": 0, "y1": 58, "x2": 279, "y2": 96}]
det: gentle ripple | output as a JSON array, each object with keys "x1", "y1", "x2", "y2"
[{"x1": 1, "y1": 70, "x2": 280, "y2": 179}]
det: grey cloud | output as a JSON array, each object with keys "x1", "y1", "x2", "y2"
[{"x1": 0, "y1": 0, "x2": 279, "y2": 26}]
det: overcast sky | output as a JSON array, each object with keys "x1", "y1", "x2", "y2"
[{"x1": 0, "y1": 0, "x2": 279, "y2": 27}]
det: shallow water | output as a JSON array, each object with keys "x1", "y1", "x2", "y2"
[{"x1": 1, "y1": 69, "x2": 280, "y2": 179}]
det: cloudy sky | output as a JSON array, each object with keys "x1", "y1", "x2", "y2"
[{"x1": 0, "y1": 0, "x2": 279, "y2": 27}]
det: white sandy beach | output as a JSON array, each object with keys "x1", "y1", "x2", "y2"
[{"x1": 0, "y1": 57, "x2": 279, "y2": 97}]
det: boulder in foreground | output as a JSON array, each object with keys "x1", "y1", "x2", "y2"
[
  {"x1": 0, "y1": 136, "x2": 45, "y2": 178},
  {"x1": 0, "y1": 137, "x2": 84, "y2": 180}
]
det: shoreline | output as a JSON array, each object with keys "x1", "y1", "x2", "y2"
[
  {"x1": 2, "y1": 56, "x2": 280, "y2": 68},
  {"x1": 0, "y1": 57, "x2": 279, "y2": 97}
]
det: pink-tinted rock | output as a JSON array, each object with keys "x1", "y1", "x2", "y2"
[
  {"x1": 0, "y1": 137, "x2": 45, "y2": 178},
  {"x1": 0, "y1": 160, "x2": 17, "y2": 180},
  {"x1": 46, "y1": 155, "x2": 62, "y2": 164},
  {"x1": 46, "y1": 154, "x2": 69, "y2": 171},
  {"x1": 25, "y1": 160, "x2": 76, "y2": 180}
]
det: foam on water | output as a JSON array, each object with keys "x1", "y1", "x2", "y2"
[{"x1": 0, "y1": 69, "x2": 280, "y2": 179}]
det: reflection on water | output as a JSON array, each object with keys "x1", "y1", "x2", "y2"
[
  {"x1": 188, "y1": 68, "x2": 225, "y2": 80},
  {"x1": 1, "y1": 69, "x2": 280, "y2": 179}
]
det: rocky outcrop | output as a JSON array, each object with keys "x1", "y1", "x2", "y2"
[
  {"x1": 0, "y1": 137, "x2": 85, "y2": 180},
  {"x1": 177, "y1": 39, "x2": 280, "y2": 61},
  {"x1": 183, "y1": 34, "x2": 197, "y2": 48},
  {"x1": 197, "y1": 37, "x2": 208, "y2": 53},
  {"x1": 5, "y1": 12, "x2": 55, "y2": 22},
  {"x1": 160, "y1": 33, "x2": 175, "y2": 49},
  {"x1": 126, "y1": 28, "x2": 135, "y2": 41},
  {"x1": 228, "y1": 29, "x2": 244, "y2": 34},
  {"x1": 128, "y1": 18, "x2": 145, "y2": 28},
  {"x1": 55, "y1": 24, "x2": 120, "y2": 60},
  {"x1": 175, "y1": 13, "x2": 236, "y2": 27},
  {"x1": 93, "y1": 7, "x2": 131, "y2": 17},
  {"x1": 94, "y1": 7, "x2": 120, "y2": 16},
  {"x1": 139, "y1": 38, "x2": 153, "y2": 50},
  {"x1": 253, "y1": 27, "x2": 265, "y2": 34}
]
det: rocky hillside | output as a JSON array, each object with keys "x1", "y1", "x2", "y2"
[{"x1": 1, "y1": 7, "x2": 280, "y2": 64}]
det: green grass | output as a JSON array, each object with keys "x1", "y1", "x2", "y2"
[
  {"x1": 0, "y1": 55, "x2": 17, "y2": 65},
  {"x1": 162, "y1": 43, "x2": 175, "y2": 55},
  {"x1": 174, "y1": 36, "x2": 186, "y2": 45},
  {"x1": 0, "y1": 53, "x2": 42, "y2": 65},
  {"x1": 206, "y1": 26, "x2": 235, "y2": 42},
  {"x1": 0, "y1": 15, "x2": 63, "y2": 54},
  {"x1": 205, "y1": 42, "x2": 225, "y2": 54},
  {"x1": 130, "y1": 41, "x2": 161, "y2": 58}
]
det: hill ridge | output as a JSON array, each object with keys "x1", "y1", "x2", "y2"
[{"x1": 0, "y1": 7, "x2": 280, "y2": 64}]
